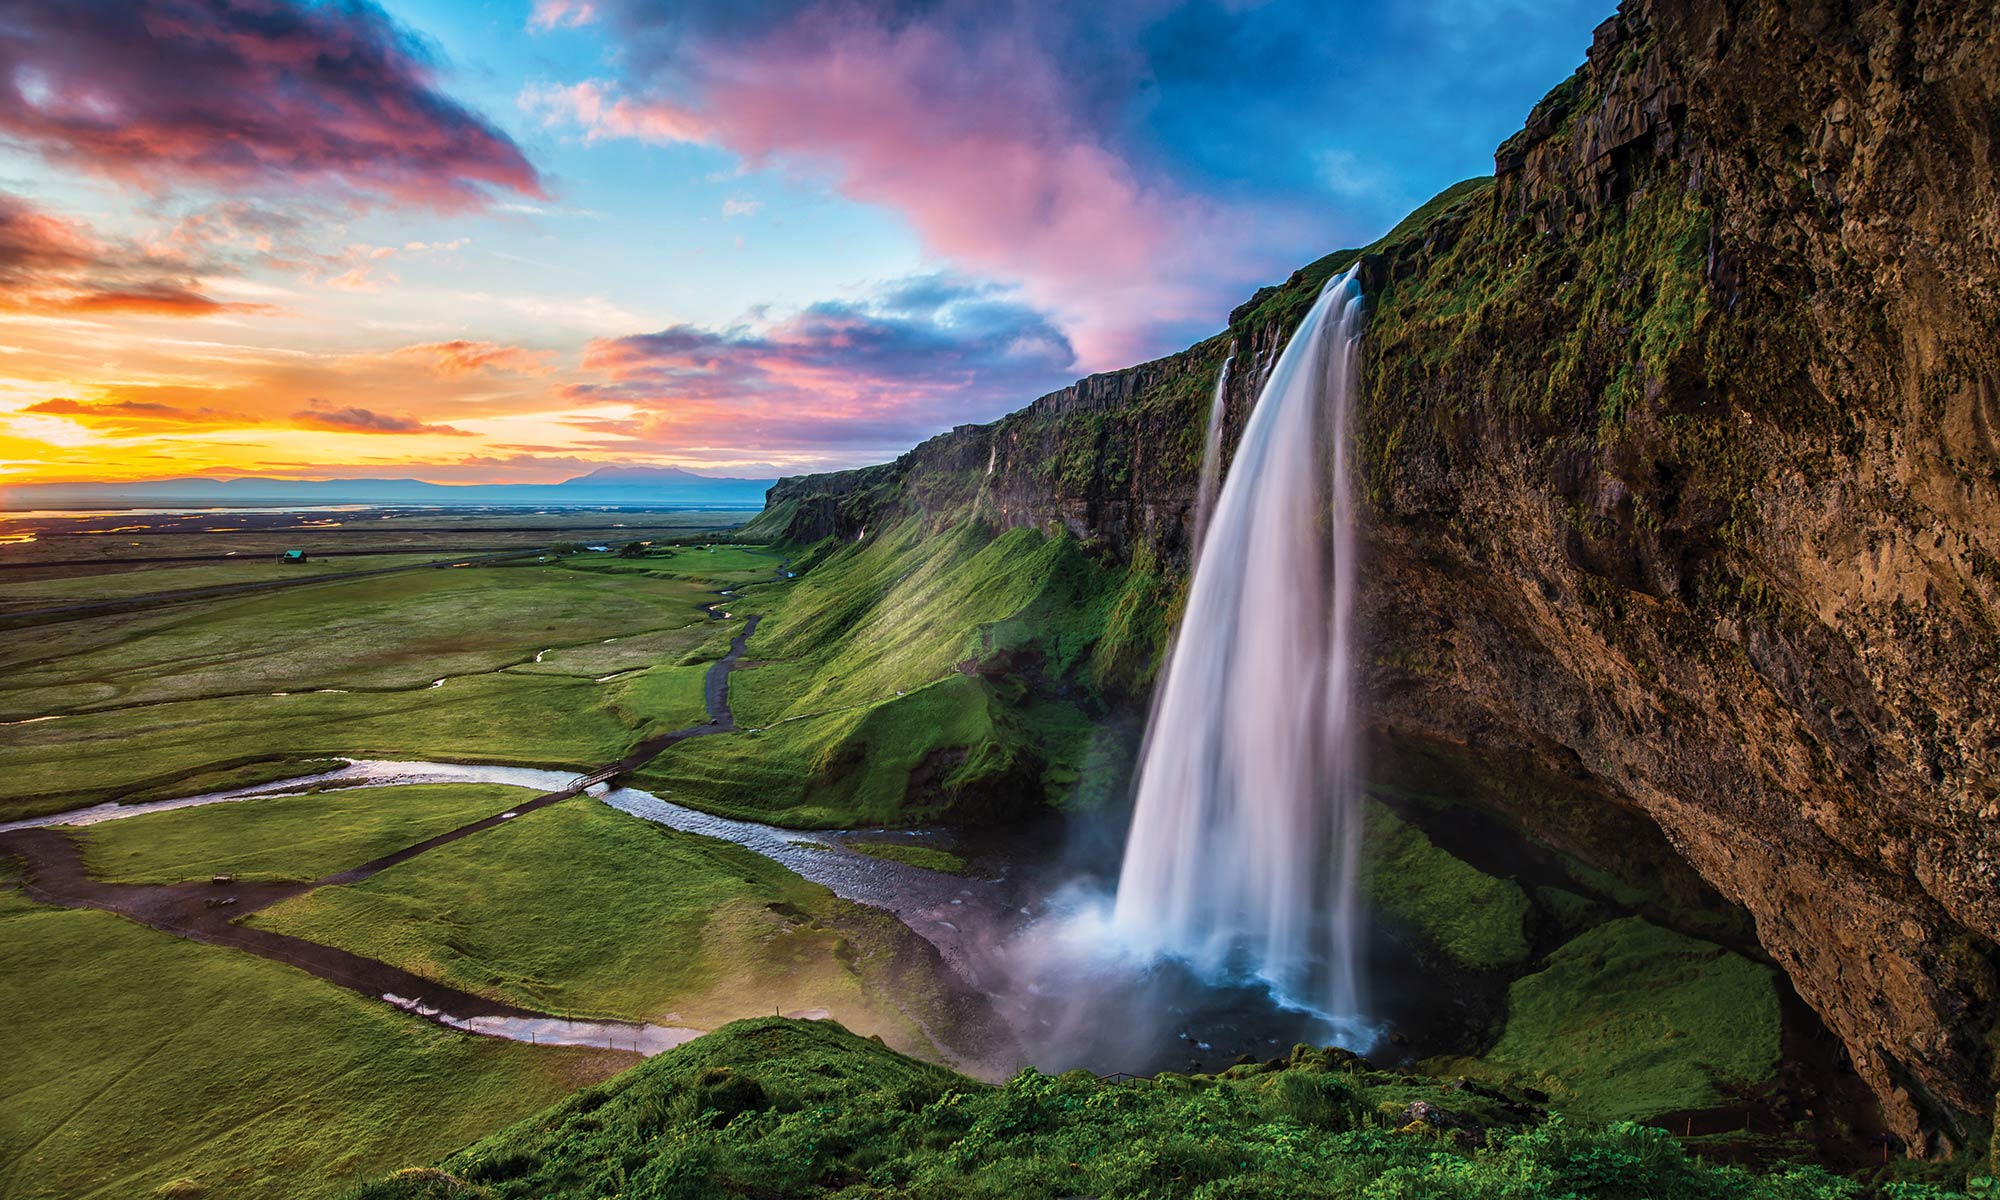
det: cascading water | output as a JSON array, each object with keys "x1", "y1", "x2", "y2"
[
  {"x1": 1192, "y1": 351, "x2": 1234, "y2": 558},
  {"x1": 1111, "y1": 265, "x2": 1370, "y2": 1039}
]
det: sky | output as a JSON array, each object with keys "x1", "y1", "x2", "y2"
[{"x1": 0, "y1": 0, "x2": 1610, "y2": 485}]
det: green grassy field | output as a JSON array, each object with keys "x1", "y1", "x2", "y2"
[
  {"x1": 0, "y1": 509, "x2": 751, "y2": 573},
  {"x1": 248, "y1": 799, "x2": 954, "y2": 1051},
  {"x1": 0, "y1": 563, "x2": 721, "y2": 713},
  {"x1": 558, "y1": 543, "x2": 785, "y2": 586},
  {"x1": 508, "y1": 624, "x2": 731, "y2": 677},
  {"x1": 74, "y1": 783, "x2": 536, "y2": 884},
  {"x1": 0, "y1": 559, "x2": 747, "y2": 820},
  {"x1": 726, "y1": 522, "x2": 1122, "y2": 728},
  {"x1": 347, "y1": 1017, "x2": 1924, "y2": 1200},
  {"x1": 0, "y1": 553, "x2": 450, "y2": 611},
  {"x1": 0, "y1": 884, "x2": 621, "y2": 1200},
  {"x1": 2, "y1": 672, "x2": 645, "y2": 821}
]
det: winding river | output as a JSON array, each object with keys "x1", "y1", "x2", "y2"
[{"x1": 0, "y1": 756, "x2": 1006, "y2": 1057}]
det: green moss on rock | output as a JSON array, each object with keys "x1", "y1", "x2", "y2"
[
  {"x1": 1474, "y1": 917, "x2": 1782, "y2": 1122},
  {"x1": 1363, "y1": 800, "x2": 1533, "y2": 971}
]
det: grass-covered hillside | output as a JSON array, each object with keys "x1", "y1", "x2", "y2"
[
  {"x1": 639, "y1": 518, "x2": 1173, "y2": 827},
  {"x1": 348, "y1": 1017, "x2": 1972, "y2": 1200}
]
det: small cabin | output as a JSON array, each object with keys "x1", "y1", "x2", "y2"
[{"x1": 278, "y1": 549, "x2": 307, "y2": 563}]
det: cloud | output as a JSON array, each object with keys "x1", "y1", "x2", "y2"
[
  {"x1": 528, "y1": 0, "x2": 599, "y2": 32},
  {"x1": 23, "y1": 396, "x2": 250, "y2": 431},
  {"x1": 59, "y1": 284, "x2": 238, "y2": 316},
  {"x1": 394, "y1": 340, "x2": 556, "y2": 378},
  {"x1": 520, "y1": 55, "x2": 1239, "y2": 365},
  {"x1": 535, "y1": 0, "x2": 1608, "y2": 365},
  {"x1": 140, "y1": 201, "x2": 322, "y2": 273},
  {"x1": 568, "y1": 272, "x2": 1074, "y2": 454},
  {"x1": 519, "y1": 81, "x2": 707, "y2": 144},
  {"x1": 0, "y1": 0, "x2": 543, "y2": 211},
  {"x1": 291, "y1": 402, "x2": 471, "y2": 436},
  {"x1": 0, "y1": 189, "x2": 266, "y2": 317},
  {"x1": 305, "y1": 238, "x2": 469, "y2": 293}
]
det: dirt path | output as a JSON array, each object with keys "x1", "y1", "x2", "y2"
[{"x1": 0, "y1": 826, "x2": 552, "y2": 1023}]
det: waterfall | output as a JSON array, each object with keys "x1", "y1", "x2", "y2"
[
  {"x1": 1192, "y1": 351, "x2": 1234, "y2": 559},
  {"x1": 1111, "y1": 265, "x2": 1369, "y2": 1034}
]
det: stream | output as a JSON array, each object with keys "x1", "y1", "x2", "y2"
[
  {"x1": 1, "y1": 756, "x2": 1343, "y2": 1074},
  {"x1": 0, "y1": 758, "x2": 1007, "y2": 1054}
]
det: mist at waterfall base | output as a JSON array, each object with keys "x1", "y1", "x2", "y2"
[{"x1": 984, "y1": 269, "x2": 1380, "y2": 1076}]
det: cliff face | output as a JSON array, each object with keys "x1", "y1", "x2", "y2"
[
  {"x1": 1355, "y1": 0, "x2": 2000, "y2": 1154},
  {"x1": 764, "y1": 338, "x2": 1226, "y2": 561},
  {"x1": 761, "y1": 0, "x2": 2000, "y2": 1153}
]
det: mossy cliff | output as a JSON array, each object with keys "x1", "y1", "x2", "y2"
[{"x1": 757, "y1": 0, "x2": 1999, "y2": 1156}]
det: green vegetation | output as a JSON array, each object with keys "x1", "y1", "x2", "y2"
[
  {"x1": 621, "y1": 518, "x2": 1151, "y2": 826},
  {"x1": 349, "y1": 1017, "x2": 1944, "y2": 1200},
  {"x1": 1438, "y1": 918, "x2": 1783, "y2": 1122},
  {"x1": 1362, "y1": 800, "x2": 1533, "y2": 971},
  {"x1": 843, "y1": 840, "x2": 969, "y2": 875},
  {"x1": 0, "y1": 561, "x2": 741, "y2": 820},
  {"x1": 641, "y1": 673, "x2": 1086, "y2": 826},
  {"x1": 730, "y1": 522, "x2": 1120, "y2": 726},
  {"x1": 509, "y1": 624, "x2": 726, "y2": 678},
  {"x1": 107, "y1": 755, "x2": 349, "y2": 807},
  {"x1": 0, "y1": 553, "x2": 449, "y2": 612},
  {"x1": 1367, "y1": 109, "x2": 1715, "y2": 423},
  {"x1": 0, "y1": 563, "x2": 719, "y2": 713},
  {"x1": 734, "y1": 499, "x2": 798, "y2": 542},
  {"x1": 249, "y1": 800, "x2": 950, "y2": 1048},
  {"x1": 560, "y1": 543, "x2": 781, "y2": 583},
  {"x1": 75, "y1": 783, "x2": 534, "y2": 884},
  {"x1": 0, "y1": 672, "x2": 639, "y2": 821},
  {"x1": 1228, "y1": 176, "x2": 1495, "y2": 342},
  {"x1": 0, "y1": 882, "x2": 615, "y2": 1200}
]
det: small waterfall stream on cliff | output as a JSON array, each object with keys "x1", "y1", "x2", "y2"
[
  {"x1": 1112, "y1": 266, "x2": 1369, "y2": 1037},
  {"x1": 1192, "y1": 351, "x2": 1234, "y2": 557}
]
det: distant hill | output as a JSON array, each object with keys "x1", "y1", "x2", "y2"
[{"x1": 0, "y1": 467, "x2": 775, "y2": 510}]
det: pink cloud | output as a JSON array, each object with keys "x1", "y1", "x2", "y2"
[
  {"x1": 0, "y1": 189, "x2": 267, "y2": 318},
  {"x1": 531, "y1": 5, "x2": 1309, "y2": 366},
  {"x1": 292, "y1": 402, "x2": 471, "y2": 437},
  {"x1": 396, "y1": 340, "x2": 556, "y2": 378},
  {"x1": 0, "y1": 0, "x2": 543, "y2": 211},
  {"x1": 520, "y1": 81, "x2": 708, "y2": 145},
  {"x1": 528, "y1": 0, "x2": 599, "y2": 32},
  {"x1": 567, "y1": 273, "x2": 1074, "y2": 454}
]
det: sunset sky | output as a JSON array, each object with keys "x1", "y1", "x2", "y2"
[{"x1": 0, "y1": 0, "x2": 1607, "y2": 485}]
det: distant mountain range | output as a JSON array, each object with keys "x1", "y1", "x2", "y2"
[{"x1": 0, "y1": 467, "x2": 776, "y2": 510}]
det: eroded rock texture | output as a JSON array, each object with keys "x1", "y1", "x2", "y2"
[{"x1": 1355, "y1": 0, "x2": 2000, "y2": 1153}]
